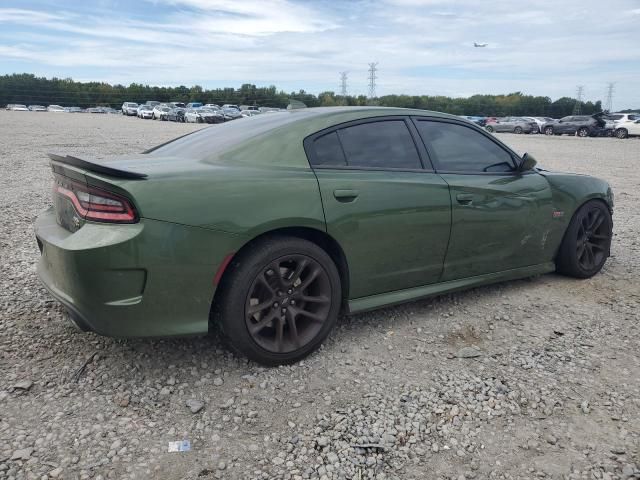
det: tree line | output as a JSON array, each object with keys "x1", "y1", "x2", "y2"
[{"x1": 0, "y1": 73, "x2": 614, "y2": 117}]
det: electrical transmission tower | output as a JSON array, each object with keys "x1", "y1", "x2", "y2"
[
  {"x1": 604, "y1": 82, "x2": 614, "y2": 112},
  {"x1": 573, "y1": 86, "x2": 584, "y2": 114},
  {"x1": 367, "y1": 62, "x2": 378, "y2": 100},
  {"x1": 339, "y1": 71, "x2": 348, "y2": 97}
]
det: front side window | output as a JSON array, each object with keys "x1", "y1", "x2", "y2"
[{"x1": 415, "y1": 120, "x2": 515, "y2": 173}]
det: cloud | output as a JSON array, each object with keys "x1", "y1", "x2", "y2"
[{"x1": 0, "y1": 0, "x2": 638, "y2": 106}]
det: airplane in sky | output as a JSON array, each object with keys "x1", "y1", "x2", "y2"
[{"x1": 474, "y1": 42, "x2": 488, "y2": 47}]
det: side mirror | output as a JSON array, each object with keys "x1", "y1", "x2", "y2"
[{"x1": 518, "y1": 153, "x2": 537, "y2": 172}]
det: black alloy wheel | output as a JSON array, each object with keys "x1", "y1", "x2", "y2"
[
  {"x1": 213, "y1": 236, "x2": 341, "y2": 366},
  {"x1": 557, "y1": 200, "x2": 612, "y2": 278},
  {"x1": 245, "y1": 255, "x2": 331, "y2": 354}
]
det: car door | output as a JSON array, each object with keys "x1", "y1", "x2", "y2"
[
  {"x1": 305, "y1": 117, "x2": 452, "y2": 299},
  {"x1": 412, "y1": 118, "x2": 554, "y2": 281},
  {"x1": 494, "y1": 118, "x2": 509, "y2": 132}
]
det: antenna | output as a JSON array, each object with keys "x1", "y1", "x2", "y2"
[
  {"x1": 573, "y1": 86, "x2": 584, "y2": 115},
  {"x1": 604, "y1": 82, "x2": 615, "y2": 112},
  {"x1": 339, "y1": 71, "x2": 348, "y2": 97},
  {"x1": 367, "y1": 62, "x2": 378, "y2": 100}
]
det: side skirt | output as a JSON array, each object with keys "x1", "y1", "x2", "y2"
[{"x1": 347, "y1": 262, "x2": 556, "y2": 313}]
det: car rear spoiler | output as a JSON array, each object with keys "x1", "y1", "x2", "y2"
[{"x1": 48, "y1": 154, "x2": 148, "y2": 180}]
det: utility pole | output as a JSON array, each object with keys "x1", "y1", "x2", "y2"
[
  {"x1": 604, "y1": 82, "x2": 614, "y2": 112},
  {"x1": 573, "y1": 85, "x2": 584, "y2": 115},
  {"x1": 339, "y1": 72, "x2": 348, "y2": 104},
  {"x1": 367, "y1": 62, "x2": 378, "y2": 100}
]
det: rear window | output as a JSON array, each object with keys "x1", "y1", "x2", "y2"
[{"x1": 147, "y1": 110, "x2": 302, "y2": 158}]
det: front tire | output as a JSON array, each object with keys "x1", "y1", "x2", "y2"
[
  {"x1": 213, "y1": 236, "x2": 341, "y2": 366},
  {"x1": 556, "y1": 200, "x2": 612, "y2": 278},
  {"x1": 615, "y1": 128, "x2": 628, "y2": 139},
  {"x1": 544, "y1": 126, "x2": 554, "y2": 135},
  {"x1": 514, "y1": 126, "x2": 523, "y2": 134},
  {"x1": 577, "y1": 127, "x2": 589, "y2": 137}
]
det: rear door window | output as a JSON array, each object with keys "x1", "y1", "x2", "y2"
[{"x1": 337, "y1": 120, "x2": 421, "y2": 169}]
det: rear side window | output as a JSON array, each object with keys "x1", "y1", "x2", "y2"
[
  {"x1": 629, "y1": 115, "x2": 640, "y2": 120},
  {"x1": 309, "y1": 120, "x2": 422, "y2": 169},
  {"x1": 313, "y1": 132, "x2": 346, "y2": 166},
  {"x1": 415, "y1": 121, "x2": 515, "y2": 173}
]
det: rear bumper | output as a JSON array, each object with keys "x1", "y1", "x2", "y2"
[{"x1": 35, "y1": 207, "x2": 241, "y2": 337}]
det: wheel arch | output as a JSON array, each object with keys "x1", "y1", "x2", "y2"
[{"x1": 213, "y1": 226, "x2": 351, "y2": 309}]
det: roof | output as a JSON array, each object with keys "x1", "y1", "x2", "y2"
[{"x1": 149, "y1": 106, "x2": 455, "y2": 164}]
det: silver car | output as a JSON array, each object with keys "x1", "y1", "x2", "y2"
[{"x1": 485, "y1": 117, "x2": 537, "y2": 134}]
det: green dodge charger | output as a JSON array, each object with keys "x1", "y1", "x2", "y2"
[{"x1": 35, "y1": 107, "x2": 614, "y2": 365}]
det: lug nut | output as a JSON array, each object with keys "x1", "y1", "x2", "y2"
[
  {"x1": 290, "y1": 300, "x2": 296, "y2": 305},
  {"x1": 273, "y1": 302, "x2": 279, "y2": 308},
  {"x1": 287, "y1": 289, "x2": 293, "y2": 294},
  {"x1": 281, "y1": 308, "x2": 287, "y2": 313}
]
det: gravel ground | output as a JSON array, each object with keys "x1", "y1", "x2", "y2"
[{"x1": 0, "y1": 111, "x2": 639, "y2": 480}]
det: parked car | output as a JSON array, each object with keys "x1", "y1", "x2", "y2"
[
  {"x1": 521, "y1": 117, "x2": 555, "y2": 133},
  {"x1": 186, "y1": 102, "x2": 203, "y2": 109},
  {"x1": 184, "y1": 107, "x2": 224, "y2": 124},
  {"x1": 66, "y1": 107, "x2": 83, "y2": 113},
  {"x1": 28, "y1": 105, "x2": 47, "y2": 112},
  {"x1": 222, "y1": 104, "x2": 240, "y2": 111},
  {"x1": 36, "y1": 107, "x2": 614, "y2": 365},
  {"x1": 152, "y1": 105, "x2": 171, "y2": 120},
  {"x1": 47, "y1": 105, "x2": 66, "y2": 112},
  {"x1": 614, "y1": 119, "x2": 640, "y2": 138},
  {"x1": 222, "y1": 108, "x2": 243, "y2": 120},
  {"x1": 145, "y1": 101, "x2": 160, "y2": 108},
  {"x1": 484, "y1": 117, "x2": 536, "y2": 134},
  {"x1": 542, "y1": 115, "x2": 606, "y2": 137},
  {"x1": 168, "y1": 102, "x2": 186, "y2": 109},
  {"x1": 167, "y1": 108, "x2": 186, "y2": 122},
  {"x1": 9, "y1": 104, "x2": 29, "y2": 111},
  {"x1": 121, "y1": 102, "x2": 139, "y2": 115},
  {"x1": 460, "y1": 115, "x2": 486, "y2": 127},
  {"x1": 608, "y1": 113, "x2": 640, "y2": 127},
  {"x1": 241, "y1": 110, "x2": 261, "y2": 117},
  {"x1": 137, "y1": 105, "x2": 154, "y2": 119},
  {"x1": 205, "y1": 103, "x2": 221, "y2": 109},
  {"x1": 86, "y1": 107, "x2": 107, "y2": 114}
]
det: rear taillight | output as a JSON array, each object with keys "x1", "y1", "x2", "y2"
[{"x1": 54, "y1": 179, "x2": 138, "y2": 223}]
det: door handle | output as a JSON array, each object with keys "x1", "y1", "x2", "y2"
[
  {"x1": 456, "y1": 193, "x2": 474, "y2": 205},
  {"x1": 333, "y1": 189, "x2": 359, "y2": 202}
]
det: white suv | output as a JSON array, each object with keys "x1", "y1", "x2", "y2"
[{"x1": 121, "y1": 102, "x2": 139, "y2": 115}]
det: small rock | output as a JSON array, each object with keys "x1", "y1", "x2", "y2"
[
  {"x1": 326, "y1": 452, "x2": 339, "y2": 464},
  {"x1": 11, "y1": 448, "x2": 33, "y2": 460},
  {"x1": 186, "y1": 399, "x2": 204, "y2": 414},
  {"x1": 544, "y1": 434, "x2": 557, "y2": 445},
  {"x1": 49, "y1": 468, "x2": 63, "y2": 478},
  {"x1": 580, "y1": 400, "x2": 590, "y2": 414},
  {"x1": 610, "y1": 447, "x2": 626, "y2": 455},
  {"x1": 455, "y1": 347, "x2": 482, "y2": 359},
  {"x1": 213, "y1": 377, "x2": 224, "y2": 386},
  {"x1": 12, "y1": 380, "x2": 33, "y2": 391},
  {"x1": 217, "y1": 461, "x2": 226, "y2": 470}
]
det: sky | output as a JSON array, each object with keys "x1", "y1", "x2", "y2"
[{"x1": 0, "y1": 0, "x2": 639, "y2": 108}]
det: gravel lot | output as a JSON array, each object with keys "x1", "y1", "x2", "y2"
[{"x1": 0, "y1": 111, "x2": 639, "y2": 480}]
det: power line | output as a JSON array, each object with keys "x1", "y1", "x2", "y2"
[
  {"x1": 367, "y1": 62, "x2": 378, "y2": 100},
  {"x1": 573, "y1": 85, "x2": 584, "y2": 114},
  {"x1": 604, "y1": 82, "x2": 615, "y2": 112}
]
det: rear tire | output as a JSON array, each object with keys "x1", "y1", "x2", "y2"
[
  {"x1": 556, "y1": 200, "x2": 612, "y2": 278},
  {"x1": 577, "y1": 127, "x2": 589, "y2": 137},
  {"x1": 544, "y1": 126, "x2": 553, "y2": 135},
  {"x1": 213, "y1": 236, "x2": 341, "y2": 366},
  {"x1": 485, "y1": 125, "x2": 494, "y2": 133},
  {"x1": 514, "y1": 126, "x2": 523, "y2": 134}
]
